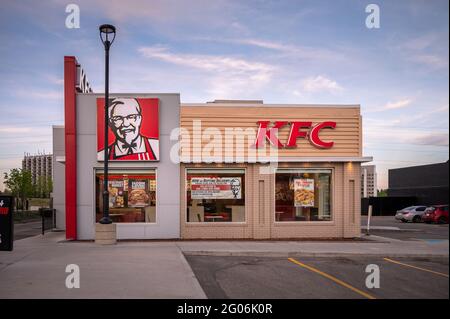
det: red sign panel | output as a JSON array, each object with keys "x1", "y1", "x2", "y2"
[{"x1": 97, "y1": 98, "x2": 159, "y2": 161}]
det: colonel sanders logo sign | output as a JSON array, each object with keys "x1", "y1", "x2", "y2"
[{"x1": 97, "y1": 98, "x2": 159, "y2": 161}]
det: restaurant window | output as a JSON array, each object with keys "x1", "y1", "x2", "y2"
[
  {"x1": 186, "y1": 169, "x2": 245, "y2": 223},
  {"x1": 96, "y1": 170, "x2": 156, "y2": 223},
  {"x1": 275, "y1": 169, "x2": 332, "y2": 222}
]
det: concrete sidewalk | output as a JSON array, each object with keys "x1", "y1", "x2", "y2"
[
  {"x1": 0, "y1": 233, "x2": 206, "y2": 299},
  {"x1": 1, "y1": 233, "x2": 448, "y2": 298}
]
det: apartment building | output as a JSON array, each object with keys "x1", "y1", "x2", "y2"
[
  {"x1": 22, "y1": 153, "x2": 53, "y2": 185},
  {"x1": 361, "y1": 165, "x2": 377, "y2": 198}
]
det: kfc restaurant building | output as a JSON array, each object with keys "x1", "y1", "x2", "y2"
[{"x1": 53, "y1": 57, "x2": 372, "y2": 241}]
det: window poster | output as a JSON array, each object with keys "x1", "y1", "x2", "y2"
[
  {"x1": 191, "y1": 177, "x2": 241, "y2": 199},
  {"x1": 128, "y1": 179, "x2": 150, "y2": 207},
  {"x1": 108, "y1": 180, "x2": 125, "y2": 208},
  {"x1": 294, "y1": 178, "x2": 315, "y2": 207}
]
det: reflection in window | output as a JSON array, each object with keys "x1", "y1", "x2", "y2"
[
  {"x1": 96, "y1": 170, "x2": 156, "y2": 223},
  {"x1": 275, "y1": 169, "x2": 332, "y2": 222},
  {"x1": 186, "y1": 169, "x2": 245, "y2": 223}
]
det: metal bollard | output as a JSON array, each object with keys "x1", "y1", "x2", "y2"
[
  {"x1": 366, "y1": 205, "x2": 373, "y2": 236},
  {"x1": 40, "y1": 208, "x2": 45, "y2": 235}
]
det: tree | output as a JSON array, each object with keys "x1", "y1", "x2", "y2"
[
  {"x1": 46, "y1": 176, "x2": 53, "y2": 197},
  {"x1": 3, "y1": 168, "x2": 34, "y2": 210},
  {"x1": 35, "y1": 175, "x2": 45, "y2": 198},
  {"x1": 377, "y1": 189, "x2": 388, "y2": 197},
  {"x1": 32, "y1": 175, "x2": 53, "y2": 198}
]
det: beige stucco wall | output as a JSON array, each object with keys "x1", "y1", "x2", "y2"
[
  {"x1": 180, "y1": 162, "x2": 361, "y2": 239},
  {"x1": 180, "y1": 104, "x2": 362, "y2": 159},
  {"x1": 179, "y1": 103, "x2": 363, "y2": 239}
]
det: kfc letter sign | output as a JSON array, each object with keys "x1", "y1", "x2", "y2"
[{"x1": 254, "y1": 121, "x2": 336, "y2": 149}]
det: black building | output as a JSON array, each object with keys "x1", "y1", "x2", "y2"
[{"x1": 388, "y1": 161, "x2": 449, "y2": 205}]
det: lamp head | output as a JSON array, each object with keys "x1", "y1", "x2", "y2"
[{"x1": 99, "y1": 24, "x2": 116, "y2": 47}]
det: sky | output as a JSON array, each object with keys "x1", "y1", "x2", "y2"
[{"x1": 0, "y1": 0, "x2": 448, "y2": 191}]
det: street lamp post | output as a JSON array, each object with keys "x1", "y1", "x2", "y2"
[{"x1": 99, "y1": 24, "x2": 116, "y2": 225}]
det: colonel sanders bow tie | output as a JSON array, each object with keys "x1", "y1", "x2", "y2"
[{"x1": 124, "y1": 142, "x2": 137, "y2": 155}]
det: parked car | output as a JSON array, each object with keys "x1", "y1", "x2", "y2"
[
  {"x1": 422, "y1": 205, "x2": 449, "y2": 224},
  {"x1": 394, "y1": 206, "x2": 428, "y2": 223}
]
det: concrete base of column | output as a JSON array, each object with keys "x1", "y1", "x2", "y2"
[{"x1": 95, "y1": 223, "x2": 117, "y2": 245}]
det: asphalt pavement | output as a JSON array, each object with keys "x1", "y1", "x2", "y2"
[
  {"x1": 186, "y1": 255, "x2": 449, "y2": 299},
  {"x1": 13, "y1": 220, "x2": 42, "y2": 241},
  {"x1": 361, "y1": 216, "x2": 449, "y2": 241},
  {"x1": 183, "y1": 217, "x2": 449, "y2": 299}
]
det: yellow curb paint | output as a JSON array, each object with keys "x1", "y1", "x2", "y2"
[
  {"x1": 383, "y1": 258, "x2": 449, "y2": 278},
  {"x1": 288, "y1": 258, "x2": 376, "y2": 299}
]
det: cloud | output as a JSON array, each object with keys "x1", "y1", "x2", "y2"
[
  {"x1": 366, "y1": 98, "x2": 414, "y2": 113},
  {"x1": 138, "y1": 46, "x2": 274, "y2": 73},
  {"x1": 383, "y1": 99, "x2": 413, "y2": 110},
  {"x1": 231, "y1": 38, "x2": 297, "y2": 52},
  {"x1": 14, "y1": 89, "x2": 62, "y2": 100},
  {"x1": 433, "y1": 104, "x2": 450, "y2": 113},
  {"x1": 0, "y1": 127, "x2": 32, "y2": 133},
  {"x1": 408, "y1": 54, "x2": 449, "y2": 69},
  {"x1": 401, "y1": 33, "x2": 439, "y2": 51},
  {"x1": 397, "y1": 33, "x2": 449, "y2": 70},
  {"x1": 394, "y1": 103, "x2": 448, "y2": 126},
  {"x1": 365, "y1": 127, "x2": 449, "y2": 147},
  {"x1": 364, "y1": 116, "x2": 449, "y2": 147},
  {"x1": 138, "y1": 46, "x2": 275, "y2": 97},
  {"x1": 75, "y1": 0, "x2": 238, "y2": 32},
  {"x1": 46, "y1": 75, "x2": 64, "y2": 85},
  {"x1": 412, "y1": 133, "x2": 449, "y2": 146},
  {"x1": 198, "y1": 37, "x2": 344, "y2": 62},
  {"x1": 299, "y1": 75, "x2": 343, "y2": 94},
  {"x1": 363, "y1": 102, "x2": 449, "y2": 137}
]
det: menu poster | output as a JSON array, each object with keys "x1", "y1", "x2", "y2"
[
  {"x1": 294, "y1": 178, "x2": 315, "y2": 207},
  {"x1": 108, "y1": 180, "x2": 124, "y2": 208},
  {"x1": 191, "y1": 177, "x2": 241, "y2": 199},
  {"x1": 128, "y1": 179, "x2": 150, "y2": 207}
]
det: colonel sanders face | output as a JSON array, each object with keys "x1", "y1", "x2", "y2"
[
  {"x1": 109, "y1": 98, "x2": 142, "y2": 146},
  {"x1": 230, "y1": 179, "x2": 241, "y2": 198}
]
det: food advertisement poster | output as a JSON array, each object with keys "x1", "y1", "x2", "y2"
[
  {"x1": 108, "y1": 180, "x2": 124, "y2": 208},
  {"x1": 128, "y1": 179, "x2": 150, "y2": 207},
  {"x1": 294, "y1": 178, "x2": 315, "y2": 207},
  {"x1": 191, "y1": 177, "x2": 241, "y2": 199}
]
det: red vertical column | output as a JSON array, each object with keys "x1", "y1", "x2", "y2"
[{"x1": 64, "y1": 56, "x2": 77, "y2": 240}]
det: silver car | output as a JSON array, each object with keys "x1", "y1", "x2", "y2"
[{"x1": 395, "y1": 206, "x2": 428, "y2": 223}]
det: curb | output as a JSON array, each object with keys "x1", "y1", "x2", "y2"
[
  {"x1": 183, "y1": 251, "x2": 450, "y2": 259},
  {"x1": 361, "y1": 227, "x2": 422, "y2": 233}
]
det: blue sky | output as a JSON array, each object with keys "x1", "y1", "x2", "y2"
[{"x1": 0, "y1": 0, "x2": 448, "y2": 190}]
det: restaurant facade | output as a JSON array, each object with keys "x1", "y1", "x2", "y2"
[{"x1": 53, "y1": 57, "x2": 372, "y2": 240}]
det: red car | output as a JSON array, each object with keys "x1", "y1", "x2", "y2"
[{"x1": 422, "y1": 205, "x2": 449, "y2": 224}]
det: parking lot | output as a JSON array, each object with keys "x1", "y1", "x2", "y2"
[
  {"x1": 186, "y1": 255, "x2": 449, "y2": 299},
  {"x1": 185, "y1": 217, "x2": 449, "y2": 299},
  {"x1": 362, "y1": 216, "x2": 449, "y2": 241}
]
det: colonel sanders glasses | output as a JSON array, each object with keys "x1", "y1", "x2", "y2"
[{"x1": 110, "y1": 113, "x2": 141, "y2": 126}]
